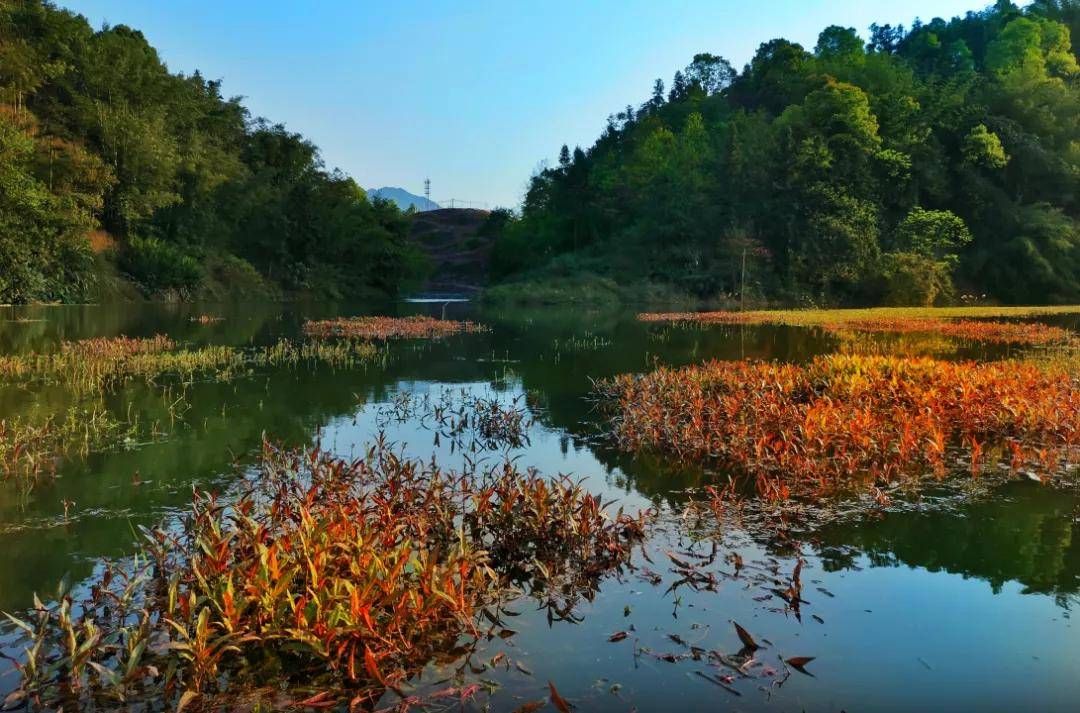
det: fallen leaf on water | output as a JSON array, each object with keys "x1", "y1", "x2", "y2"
[
  {"x1": 512, "y1": 701, "x2": 546, "y2": 713},
  {"x1": 608, "y1": 631, "x2": 629, "y2": 642},
  {"x1": 732, "y1": 621, "x2": 760, "y2": 650},
  {"x1": 785, "y1": 656, "x2": 815, "y2": 668},
  {"x1": 549, "y1": 680, "x2": 573, "y2": 712}
]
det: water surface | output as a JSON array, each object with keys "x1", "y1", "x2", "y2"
[{"x1": 0, "y1": 301, "x2": 1077, "y2": 711}]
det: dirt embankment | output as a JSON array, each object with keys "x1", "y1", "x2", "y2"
[{"x1": 409, "y1": 209, "x2": 494, "y2": 295}]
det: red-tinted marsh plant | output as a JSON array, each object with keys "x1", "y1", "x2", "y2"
[
  {"x1": 596, "y1": 354, "x2": 1079, "y2": 500},
  {"x1": 303, "y1": 316, "x2": 487, "y2": 340},
  {"x1": 638, "y1": 310, "x2": 1075, "y2": 345},
  {"x1": 821, "y1": 317, "x2": 1073, "y2": 346},
  {"x1": 4, "y1": 441, "x2": 642, "y2": 710}
]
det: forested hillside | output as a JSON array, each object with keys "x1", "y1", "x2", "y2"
[
  {"x1": 490, "y1": 0, "x2": 1080, "y2": 306},
  {"x1": 0, "y1": 0, "x2": 428, "y2": 303},
  {"x1": 367, "y1": 187, "x2": 440, "y2": 212}
]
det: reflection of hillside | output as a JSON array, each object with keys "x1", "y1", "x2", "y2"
[
  {"x1": 478, "y1": 309, "x2": 841, "y2": 501},
  {"x1": 813, "y1": 483, "x2": 1080, "y2": 603},
  {"x1": 0, "y1": 302, "x2": 286, "y2": 354}
]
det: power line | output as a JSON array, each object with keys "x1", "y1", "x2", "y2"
[{"x1": 433, "y1": 198, "x2": 489, "y2": 210}]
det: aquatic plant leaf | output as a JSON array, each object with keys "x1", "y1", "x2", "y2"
[
  {"x1": 733, "y1": 621, "x2": 760, "y2": 650},
  {"x1": 176, "y1": 690, "x2": 199, "y2": 713},
  {"x1": 512, "y1": 701, "x2": 546, "y2": 713},
  {"x1": 549, "y1": 680, "x2": 573, "y2": 712},
  {"x1": 785, "y1": 656, "x2": 816, "y2": 674}
]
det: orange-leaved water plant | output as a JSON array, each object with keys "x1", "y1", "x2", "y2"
[
  {"x1": 596, "y1": 354, "x2": 1079, "y2": 500},
  {"x1": 820, "y1": 317, "x2": 1073, "y2": 345},
  {"x1": 638, "y1": 309, "x2": 1076, "y2": 345},
  {"x1": 5, "y1": 439, "x2": 643, "y2": 710},
  {"x1": 303, "y1": 315, "x2": 487, "y2": 340}
]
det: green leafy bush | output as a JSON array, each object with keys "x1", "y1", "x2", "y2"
[
  {"x1": 880, "y1": 252, "x2": 955, "y2": 307},
  {"x1": 119, "y1": 236, "x2": 203, "y2": 292}
]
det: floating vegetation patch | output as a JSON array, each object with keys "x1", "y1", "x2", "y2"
[
  {"x1": 0, "y1": 406, "x2": 141, "y2": 485},
  {"x1": 832, "y1": 330, "x2": 962, "y2": 357},
  {"x1": 0, "y1": 335, "x2": 244, "y2": 391},
  {"x1": 638, "y1": 307, "x2": 1078, "y2": 345},
  {"x1": 823, "y1": 317, "x2": 1073, "y2": 345},
  {"x1": 303, "y1": 316, "x2": 488, "y2": 340},
  {"x1": 0, "y1": 335, "x2": 383, "y2": 393},
  {"x1": 596, "y1": 355, "x2": 1079, "y2": 500},
  {"x1": 0, "y1": 337, "x2": 384, "y2": 490},
  {"x1": 190, "y1": 315, "x2": 223, "y2": 324},
  {"x1": 4, "y1": 441, "x2": 643, "y2": 710},
  {"x1": 258, "y1": 337, "x2": 382, "y2": 369}
]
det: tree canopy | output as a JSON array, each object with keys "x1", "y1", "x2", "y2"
[
  {"x1": 0, "y1": 0, "x2": 426, "y2": 302},
  {"x1": 492, "y1": 1, "x2": 1080, "y2": 305}
]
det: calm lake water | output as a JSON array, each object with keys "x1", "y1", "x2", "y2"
[{"x1": 0, "y1": 301, "x2": 1078, "y2": 711}]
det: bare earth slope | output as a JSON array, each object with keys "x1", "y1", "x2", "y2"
[{"x1": 409, "y1": 209, "x2": 493, "y2": 296}]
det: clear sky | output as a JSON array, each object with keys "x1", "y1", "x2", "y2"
[{"x1": 62, "y1": 0, "x2": 1009, "y2": 208}]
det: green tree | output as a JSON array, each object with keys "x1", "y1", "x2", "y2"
[
  {"x1": 962, "y1": 124, "x2": 1009, "y2": 168},
  {"x1": 894, "y1": 207, "x2": 972, "y2": 261}
]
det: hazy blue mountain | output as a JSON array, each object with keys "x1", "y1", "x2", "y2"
[{"x1": 366, "y1": 186, "x2": 439, "y2": 211}]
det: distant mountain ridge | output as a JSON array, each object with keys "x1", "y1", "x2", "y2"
[{"x1": 366, "y1": 186, "x2": 439, "y2": 211}]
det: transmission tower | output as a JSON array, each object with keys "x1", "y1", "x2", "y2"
[{"x1": 424, "y1": 179, "x2": 431, "y2": 209}]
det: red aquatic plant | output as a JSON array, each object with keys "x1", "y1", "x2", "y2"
[
  {"x1": 6, "y1": 440, "x2": 643, "y2": 710},
  {"x1": 597, "y1": 354, "x2": 1079, "y2": 499},
  {"x1": 303, "y1": 316, "x2": 487, "y2": 340},
  {"x1": 637, "y1": 311, "x2": 1074, "y2": 345},
  {"x1": 822, "y1": 317, "x2": 1073, "y2": 345}
]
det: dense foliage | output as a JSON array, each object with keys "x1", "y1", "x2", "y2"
[
  {"x1": 0, "y1": 0, "x2": 427, "y2": 303},
  {"x1": 493, "y1": 1, "x2": 1080, "y2": 306}
]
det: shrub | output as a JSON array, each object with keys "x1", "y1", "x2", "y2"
[
  {"x1": 880, "y1": 252, "x2": 955, "y2": 306},
  {"x1": 119, "y1": 236, "x2": 203, "y2": 292}
]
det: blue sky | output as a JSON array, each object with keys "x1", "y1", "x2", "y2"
[{"x1": 63, "y1": 0, "x2": 1009, "y2": 208}]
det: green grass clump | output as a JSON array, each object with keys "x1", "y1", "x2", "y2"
[{"x1": 0, "y1": 405, "x2": 140, "y2": 487}]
